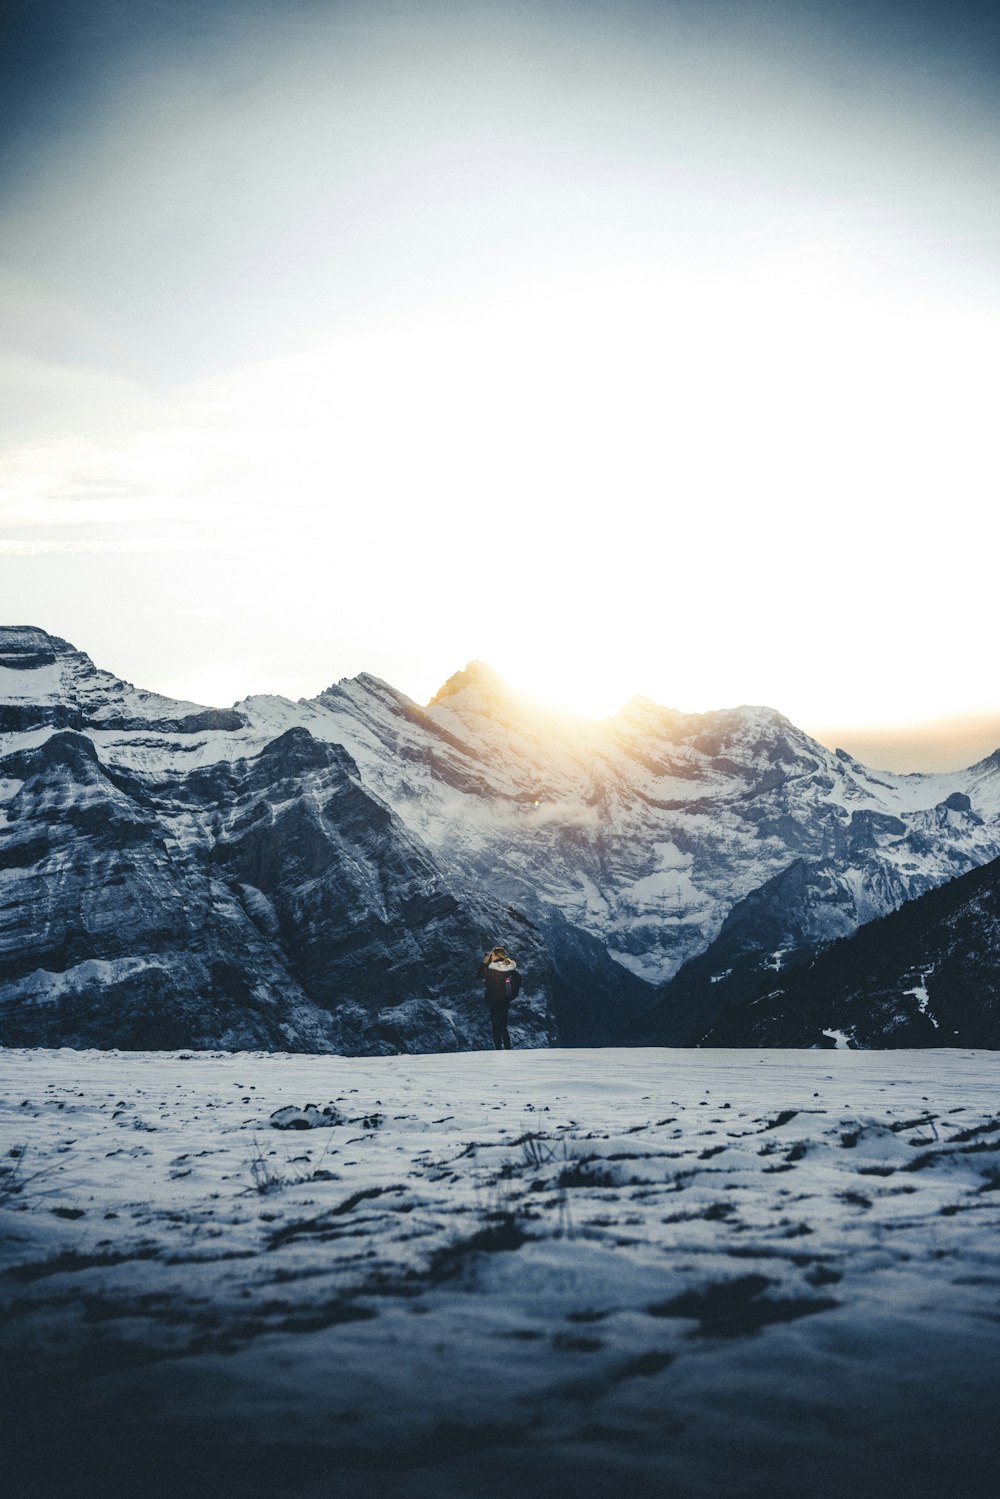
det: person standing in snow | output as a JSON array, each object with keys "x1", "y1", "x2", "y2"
[{"x1": 478, "y1": 946, "x2": 522, "y2": 1050}]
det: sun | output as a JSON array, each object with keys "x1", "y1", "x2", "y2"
[{"x1": 464, "y1": 656, "x2": 638, "y2": 723}]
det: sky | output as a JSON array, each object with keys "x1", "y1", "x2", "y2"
[{"x1": 1, "y1": 0, "x2": 998, "y2": 770}]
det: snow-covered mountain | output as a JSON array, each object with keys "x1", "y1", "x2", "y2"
[{"x1": 3, "y1": 625, "x2": 1000, "y2": 1051}]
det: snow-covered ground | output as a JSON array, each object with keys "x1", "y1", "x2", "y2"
[{"x1": 2, "y1": 1047, "x2": 999, "y2": 1499}]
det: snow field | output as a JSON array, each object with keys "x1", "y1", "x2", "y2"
[{"x1": 2, "y1": 1046, "x2": 999, "y2": 1499}]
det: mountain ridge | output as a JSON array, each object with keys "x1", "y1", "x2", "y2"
[
  {"x1": 3, "y1": 625, "x2": 1000, "y2": 1051},
  {"x1": 698, "y1": 848, "x2": 1000, "y2": 1049}
]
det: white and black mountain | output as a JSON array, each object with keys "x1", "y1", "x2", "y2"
[
  {"x1": 697, "y1": 846, "x2": 1000, "y2": 1048},
  {"x1": 2, "y1": 625, "x2": 999, "y2": 1051}
]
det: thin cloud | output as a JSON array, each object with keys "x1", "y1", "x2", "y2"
[{"x1": 0, "y1": 536, "x2": 226, "y2": 556}]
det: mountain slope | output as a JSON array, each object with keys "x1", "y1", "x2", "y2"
[
  {"x1": 700, "y1": 851, "x2": 1000, "y2": 1049},
  {"x1": 289, "y1": 671, "x2": 1000, "y2": 986},
  {"x1": 0, "y1": 728, "x2": 331, "y2": 1050}
]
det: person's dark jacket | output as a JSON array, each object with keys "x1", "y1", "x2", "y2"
[{"x1": 478, "y1": 958, "x2": 522, "y2": 1007}]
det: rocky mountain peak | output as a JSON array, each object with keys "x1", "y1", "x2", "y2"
[
  {"x1": 0, "y1": 625, "x2": 79, "y2": 670},
  {"x1": 682, "y1": 704, "x2": 816, "y2": 763},
  {"x1": 972, "y1": 746, "x2": 1000, "y2": 775},
  {"x1": 427, "y1": 660, "x2": 510, "y2": 708},
  {"x1": 617, "y1": 693, "x2": 679, "y2": 725},
  {"x1": 707, "y1": 703, "x2": 795, "y2": 736}
]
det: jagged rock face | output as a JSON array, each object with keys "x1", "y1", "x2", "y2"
[
  {"x1": 625, "y1": 859, "x2": 861, "y2": 1046},
  {"x1": 185, "y1": 727, "x2": 555, "y2": 1046},
  {"x1": 629, "y1": 795, "x2": 999, "y2": 1047},
  {"x1": 0, "y1": 635, "x2": 557, "y2": 1053},
  {"x1": 2, "y1": 626, "x2": 1000, "y2": 1052},
  {"x1": 305, "y1": 672, "x2": 1000, "y2": 984},
  {"x1": 699, "y1": 852, "x2": 1000, "y2": 1049},
  {"x1": 0, "y1": 730, "x2": 331, "y2": 1051}
]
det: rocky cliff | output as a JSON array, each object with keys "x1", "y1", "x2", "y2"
[{"x1": 698, "y1": 848, "x2": 1000, "y2": 1049}]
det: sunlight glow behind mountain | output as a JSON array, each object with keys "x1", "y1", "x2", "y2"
[{"x1": 2, "y1": 1, "x2": 999, "y2": 761}]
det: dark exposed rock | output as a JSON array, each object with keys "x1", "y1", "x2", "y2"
[
  {"x1": 0, "y1": 704, "x2": 83, "y2": 733},
  {"x1": 700, "y1": 852, "x2": 1000, "y2": 1049},
  {"x1": 625, "y1": 858, "x2": 855, "y2": 1046},
  {"x1": 96, "y1": 709, "x2": 247, "y2": 734}
]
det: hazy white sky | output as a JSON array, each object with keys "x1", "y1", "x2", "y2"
[{"x1": 2, "y1": 1, "x2": 999, "y2": 765}]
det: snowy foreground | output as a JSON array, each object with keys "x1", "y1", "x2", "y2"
[{"x1": 2, "y1": 1048, "x2": 999, "y2": 1499}]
